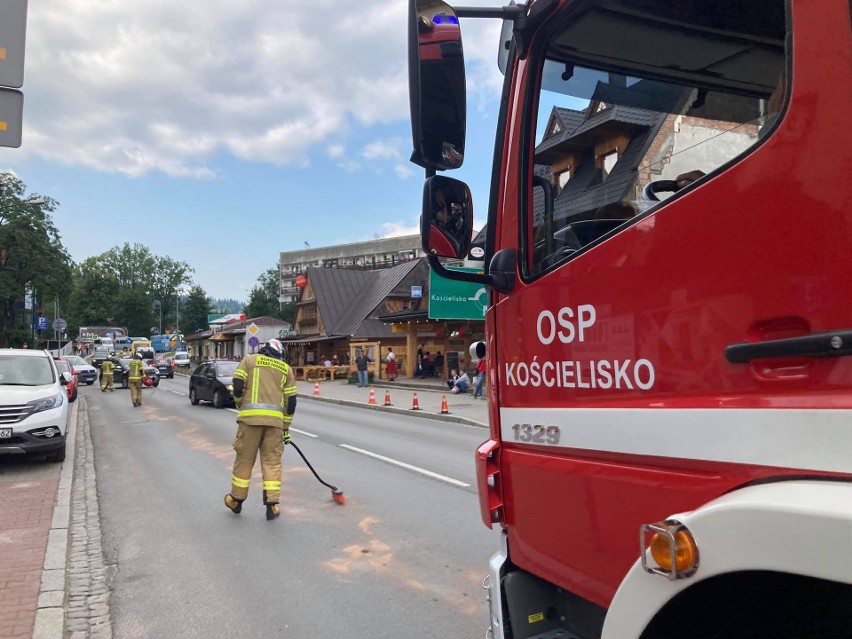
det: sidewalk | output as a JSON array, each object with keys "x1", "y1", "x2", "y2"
[
  {"x1": 296, "y1": 376, "x2": 490, "y2": 428},
  {"x1": 172, "y1": 367, "x2": 490, "y2": 427},
  {"x1": 0, "y1": 401, "x2": 77, "y2": 639}
]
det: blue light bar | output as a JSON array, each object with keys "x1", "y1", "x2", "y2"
[{"x1": 432, "y1": 14, "x2": 459, "y2": 25}]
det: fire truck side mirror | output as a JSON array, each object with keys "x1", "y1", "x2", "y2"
[
  {"x1": 407, "y1": 0, "x2": 466, "y2": 171},
  {"x1": 421, "y1": 175, "x2": 473, "y2": 260}
]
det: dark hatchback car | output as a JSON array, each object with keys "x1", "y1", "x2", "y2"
[
  {"x1": 189, "y1": 360, "x2": 238, "y2": 408},
  {"x1": 154, "y1": 358, "x2": 174, "y2": 379},
  {"x1": 112, "y1": 358, "x2": 160, "y2": 388}
]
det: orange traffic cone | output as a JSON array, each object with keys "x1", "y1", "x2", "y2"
[
  {"x1": 313, "y1": 382, "x2": 320, "y2": 396},
  {"x1": 368, "y1": 386, "x2": 377, "y2": 405},
  {"x1": 410, "y1": 393, "x2": 421, "y2": 411},
  {"x1": 439, "y1": 394, "x2": 451, "y2": 415},
  {"x1": 383, "y1": 390, "x2": 392, "y2": 406}
]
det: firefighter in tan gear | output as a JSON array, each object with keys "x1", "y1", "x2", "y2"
[
  {"x1": 224, "y1": 338, "x2": 297, "y2": 521},
  {"x1": 128, "y1": 353, "x2": 146, "y2": 407},
  {"x1": 100, "y1": 357, "x2": 116, "y2": 392}
]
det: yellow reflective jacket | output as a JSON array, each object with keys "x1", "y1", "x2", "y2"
[
  {"x1": 128, "y1": 358, "x2": 145, "y2": 381},
  {"x1": 233, "y1": 354, "x2": 297, "y2": 428},
  {"x1": 101, "y1": 360, "x2": 115, "y2": 376}
]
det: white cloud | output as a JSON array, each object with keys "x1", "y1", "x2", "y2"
[
  {"x1": 381, "y1": 221, "x2": 420, "y2": 237},
  {"x1": 11, "y1": 0, "x2": 505, "y2": 180},
  {"x1": 327, "y1": 144, "x2": 345, "y2": 159},
  {"x1": 17, "y1": 0, "x2": 413, "y2": 178}
]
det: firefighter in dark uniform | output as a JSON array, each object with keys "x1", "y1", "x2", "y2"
[
  {"x1": 128, "y1": 353, "x2": 146, "y2": 407},
  {"x1": 224, "y1": 339, "x2": 297, "y2": 520}
]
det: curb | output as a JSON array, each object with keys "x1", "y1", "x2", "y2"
[
  {"x1": 297, "y1": 392, "x2": 488, "y2": 429},
  {"x1": 32, "y1": 398, "x2": 78, "y2": 638}
]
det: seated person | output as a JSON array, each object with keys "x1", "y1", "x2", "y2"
[{"x1": 446, "y1": 369, "x2": 470, "y2": 393}]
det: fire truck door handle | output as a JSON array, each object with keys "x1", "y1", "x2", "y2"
[{"x1": 725, "y1": 330, "x2": 852, "y2": 363}]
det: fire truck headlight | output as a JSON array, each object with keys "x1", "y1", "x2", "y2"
[{"x1": 641, "y1": 520, "x2": 699, "y2": 579}]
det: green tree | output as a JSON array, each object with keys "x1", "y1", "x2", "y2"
[
  {"x1": 150, "y1": 256, "x2": 193, "y2": 330},
  {"x1": 244, "y1": 266, "x2": 295, "y2": 323},
  {"x1": 181, "y1": 284, "x2": 213, "y2": 334},
  {"x1": 0, "y1": 174, "x2": 73, "y2": 347}
]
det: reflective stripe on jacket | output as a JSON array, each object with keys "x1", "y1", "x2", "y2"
[
  {"x1": 128, "y1": 359, "x2": 145, "y2": 381},
  {"x1": 234, "y1": 354, "x2": 297, "y2": 427}
]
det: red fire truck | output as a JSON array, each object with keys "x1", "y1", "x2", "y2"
[{"x1": 408, "y1": 0, "x2": 852, "y2": 637}]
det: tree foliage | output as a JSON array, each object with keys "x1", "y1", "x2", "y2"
[
  {"x1": 243, "y1": 266, "x2": 295, "y2": 324},
  {"x1": 0, "y1": 174, "x2": 73, "y2": 347},
  {"x1": 67, "y1": 242, "x2": 194, "y2": 338},
  {"x1": 180, "y1": 284, "x2": 213, "y2": 334}
]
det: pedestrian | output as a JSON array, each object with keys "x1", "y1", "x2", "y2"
[
  {"x1": 128, "y1": 352, "x2": 147, "y2": 407},
  {"x1": 448, "y1": 369, "x2": 470, "y2": 393},
  {"x1": 22, "y1": 341, "x2": 29, "y2": 349},
  {"x1": 224, "y1": 339, "x2": 297, "y2": 521},
  {"x1": 355, "y1": 351, "x2": 372, "y2": 387},
  {"x1": 101, "y1": 357, "x2": 116, "y2": 392},
  {"x1": 386, "y1": 348, "x2": 397, "y2": 381},
  {"x1": 474, "y1": 356, "x2": 486, "y2": 399},
  {"x1": 433, "y1": 351, "x2": 444, "y2": 378}
]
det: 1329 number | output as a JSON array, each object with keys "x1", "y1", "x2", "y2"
[{"x1": 511, "y1": 423, "x2": 560, "y2": 445}]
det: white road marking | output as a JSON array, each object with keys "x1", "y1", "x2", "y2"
[
  {"x1": 164, "y1": 388, "x2": 187, "y2": 396},
  {"x1": 290, "y1": 428, "x2": 318, "y2": 438},
  {"x1": 339, "y1": 444, "x2": 470, "y2": 487}
]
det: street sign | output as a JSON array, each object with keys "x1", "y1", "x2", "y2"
[
  {"x1": 36, "y1": 316, "x2": 47, "y2": 330},
  {"x1": 0, "y1": 88, "x2": 23, "y2": 148},
  {"x1": 411, "y1": 285, "x2": 423, "y2": 299},
  {"x1": 0, "y1": 0, "x2": 28, "y2": 88},
  {"x1": 52, "y1": 318, "x2": 67, "y2": 331},
  {"x1": 428, "y1": 267, "x2": 488, "y2": 319},
  {"x1": 248, "y1": 336, "x2": 260, "y2": 348},
  {"x1": 247, "y1": 322, "x2": 259, "y2": 336}
]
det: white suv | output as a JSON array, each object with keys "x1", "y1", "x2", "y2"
[{"x1": 0, "y1": 349, "x2": 71, "y2": 462}]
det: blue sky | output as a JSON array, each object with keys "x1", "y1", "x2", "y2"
[{"x1": 0, "y1": 0, "x2": 504, "y2": 301}]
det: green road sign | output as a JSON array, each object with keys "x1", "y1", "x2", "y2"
[{"x1": 428, "y1": 267, "x2": 488, "y2": 320}]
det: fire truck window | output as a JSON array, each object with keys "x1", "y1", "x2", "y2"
[{"x1": 525, "y1": 0, "x2": 787, "y2": 277}]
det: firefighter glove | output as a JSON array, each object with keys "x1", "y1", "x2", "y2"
[{"x1": 282, "y1": 429, "x2": 291, "y2": 446}]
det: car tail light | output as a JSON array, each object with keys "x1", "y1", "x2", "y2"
[{"x1": 475, "y1": 439, "x2": 503, "y2": 528}]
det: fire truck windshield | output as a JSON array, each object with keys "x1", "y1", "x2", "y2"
[{"x1": 526, "y1": 0, "x2": 787, "y2": 275}]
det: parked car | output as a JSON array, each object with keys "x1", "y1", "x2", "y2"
[
  {"x1": 112, "y1": 358, "x2": 160, "y2": 389},
  {"x1": 92, "y1": 347, "x2": 112, "y2": 368},
  {"x1": 53, "y1": 359, "x2": 79, "y2": 403},
  {"x1": 173, "y1": 351, "x2": 191, "y2": 369},
  {"x1": 155, "y1": 357, "x2": 174, "y2": 379},
  {"x1": 0, "y1": 349, "x2": 70, "y2": 462},
  {"x1": 189, "y1": 360, "x2": 239, "y2": 408},
  {"x1": 64, "y1": 355, "x2": 97, "y2": 385}
]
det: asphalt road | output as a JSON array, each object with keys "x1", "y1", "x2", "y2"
[{"x1": 82, "y1": 376, "x2": 499, "y2": 638}]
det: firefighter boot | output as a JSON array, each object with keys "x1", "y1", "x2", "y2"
[
  {"x1": 266, "y1": 503, "x2": 280, "y2": 521},
  {"x1": 263, "y1": 490, "x2": 270, "y2": 505},
  {"x1": 224, "y1": 494, "x2": 244, "y2": 514}
]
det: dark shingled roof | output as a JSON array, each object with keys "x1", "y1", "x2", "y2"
[
  {"x1": 331, "y1": 259, "x2": 423, "y2": 336},
  {"x1": 303, "y1": 259, "x2": 429, "y2": 340},
  {"x1": 305, "y1": 266, "x2": 374, "y2": 338}
]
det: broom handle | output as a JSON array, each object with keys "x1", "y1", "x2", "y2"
[{"x1": 290, "y1": 441, "x2": 340, "y2": 492}]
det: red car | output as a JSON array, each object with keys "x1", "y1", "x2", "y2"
[{"x1": 54, "y1": 359, "x2": 79, "y2": 403}]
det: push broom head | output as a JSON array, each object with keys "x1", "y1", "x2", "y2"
[{"x1": 331, "y1": 488, "x2": 346, "y2": 504}]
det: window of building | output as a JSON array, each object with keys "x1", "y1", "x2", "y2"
[{"x1": 525, "y1": 0, "x2": 786, "y2": 277}]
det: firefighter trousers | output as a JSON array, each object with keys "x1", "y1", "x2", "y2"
[
  {"x1": 230, "y1": 421, "x2": 285, "y2": 504},
  {"x1": 129, "y1": 380, "x2": 142, "y2": 405},
  {"x1": 101, "y1": 374, "x2": 114, "y2": 392}
]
